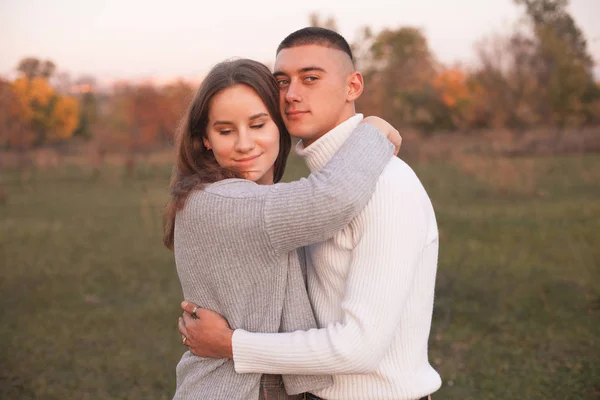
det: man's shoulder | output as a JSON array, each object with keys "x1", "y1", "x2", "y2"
[
  {"x1": 377, "y1": 157, "x2": 422, "y2": 189},
  {"x1": 367, "y1": 157, "x2": 438, "y2": 240}
]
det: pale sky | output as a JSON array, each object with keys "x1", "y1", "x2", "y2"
[{"x1": 1, "y1": 0, "x2": 598, "y2": 82}]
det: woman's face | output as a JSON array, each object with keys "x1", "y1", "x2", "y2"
[{"x1": 204, "y1": 84, "x2": 280, "y2": 185}]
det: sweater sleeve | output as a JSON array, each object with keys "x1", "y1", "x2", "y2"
[
  {"x1": 232, "y1": 166, "x2": 435, "y2": 375},
  {"x1": 264, "y1": 123, "x2": 393, "y2": 254}
]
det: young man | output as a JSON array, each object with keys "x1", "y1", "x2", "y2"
[{"x1": 179, "y1": 27, "x2": 442, "y2": 400}]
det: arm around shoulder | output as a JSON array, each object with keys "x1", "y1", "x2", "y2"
[
  {"x1": 264, "y1": 123, "x2": 394, "y2": 254},
  {"x1": 233, "y1": 169, "x2": 436, "y2": 375}
]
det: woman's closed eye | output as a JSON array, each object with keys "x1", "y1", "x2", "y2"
[{"x1": 250, "y1": 123, "x2": 265, "y2": 130}]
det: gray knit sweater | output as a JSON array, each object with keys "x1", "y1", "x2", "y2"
[{"x1": 173, "y1": 124, "x2": 393, "y2": 400}]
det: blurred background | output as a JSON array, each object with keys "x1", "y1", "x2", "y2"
[{"x1": 0, "y1": 0, "x2": 598, "y2": 398}]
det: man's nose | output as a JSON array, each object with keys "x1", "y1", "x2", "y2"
[{"x1": 284, "y1": 80, "x2": 302, "y2": 103}]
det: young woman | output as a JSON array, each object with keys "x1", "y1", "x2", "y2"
[{"x1": 163, "y1": 59, "x2": 397, "y2": 400}]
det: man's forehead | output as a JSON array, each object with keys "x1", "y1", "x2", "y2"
[{"x1": 274, "y1": 45, "x2": 350, "y2": 73}]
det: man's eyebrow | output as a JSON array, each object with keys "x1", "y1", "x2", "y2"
[
  {"x1": 299, "y1": 66, "x2": 326, "y2": 74},
  {"x1": 273, "y1": 66, "x2": 327, "y2": 77},
  {"x1": 213, "y1": 113, "x2": 268, "y2": 126}
]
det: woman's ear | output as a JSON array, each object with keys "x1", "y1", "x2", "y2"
[{"x1": 203, "y1": 138, "x2": 211, "y2": 150}]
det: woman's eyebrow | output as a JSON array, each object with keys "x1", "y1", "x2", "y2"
[
  {"x1": 213, "y1": 113, "x2": 268, "y2": 126},
  {"x1": 249, "y1": 113, "x2": 269, "y2": 121},
  {"x1": 212, "y1": 120, "x2": 233, "y2": 126}
]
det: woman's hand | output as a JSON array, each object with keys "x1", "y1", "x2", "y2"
[
  {"x1": 361, "y1": 116, "x2": 402, "y2": 156},
  {"x1": 179, "y1": 301, "x2": 234, "y2": 359}
]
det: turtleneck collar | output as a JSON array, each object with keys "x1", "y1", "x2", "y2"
[{"x1": 295, "y1": 114, "x2": 363, "y2": 172}]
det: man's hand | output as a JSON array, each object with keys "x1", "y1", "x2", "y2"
[
  {"x1": 361, "y1": 116, "x2": 402, "y2": 156},
  {"x1": 178, "y1": 301, "x2": 234, "y2": 359}
]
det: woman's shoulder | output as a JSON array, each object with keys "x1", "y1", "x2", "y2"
[
  {"x1": 177, "y1": 179, "x2": 273, "y2": 233},
  {"x1": 185, "y1": 179, "x2": 272, "y2": 207}
]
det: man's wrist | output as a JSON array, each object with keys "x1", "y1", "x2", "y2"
[{"x1": 221, "y1": 328, "x2": 234, "y2": 359}]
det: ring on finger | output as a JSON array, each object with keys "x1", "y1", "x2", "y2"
[
  {"x1": 191, "y1": 305, "x2": 200, "y2": 319},
  {"x1": 182, "y1": 335, "x2": 188, "y2": 345}
]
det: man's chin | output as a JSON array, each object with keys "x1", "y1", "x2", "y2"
[{"x1": 287, "y1": 127, "x2": 314, "y2": 141}]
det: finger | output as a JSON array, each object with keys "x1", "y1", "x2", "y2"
[
  {"x1": 181, "y1": 300, "x2": 199, "y2": 315},
  {"x1": 178, "y1": 317, "x2": 189, "y2": 338},
  {"x1": 182, "y1": 311, "x2": 196, "y2": 325}
]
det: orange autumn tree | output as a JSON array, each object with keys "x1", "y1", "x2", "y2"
[
  {"x1": 7, "y1": 59, "x2": 80, "y2": 147},
  {"x1": 432, "y1": 68, "x2": 473, "y2": 130},
  {"x1": 0, "y1": 78, "x2": 36, "y2": 149},
  {"x1": 433, "y1": 68, "x2": 470, "y2": 109},
  {"x1": 125, "y1": 83, "x2": 169, "y2": 150},
  {"x1": 161, "y1": 80, "x2": 194, "y2": 141},
  {"x1": 111, "y1": 80, "x2": 193, "y2": 152},
  {"x1": 356, "y1": 26, "x2": 441, "y2": 133},
  {"x1": 99, "y1": 81, "x2": 182, "y2": 177},
  {"x1": 48, "y1": 95, "x2": 79, "y2": 141}
]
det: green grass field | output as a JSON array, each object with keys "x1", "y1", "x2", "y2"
[{"x1": 1, "y1": 154, "x2": 598, "y2": 399}]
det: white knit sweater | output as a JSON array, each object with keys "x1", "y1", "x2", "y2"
[{"x1": 232, "y1": 114, "x2": 442, "y2": 400}]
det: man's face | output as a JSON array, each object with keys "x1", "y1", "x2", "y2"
[{"x1": 274, "y1": 45, "x2": 358, "y2": 145}]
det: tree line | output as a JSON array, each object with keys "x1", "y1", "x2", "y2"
[
  {"x1": 351, "y1": 0, "x2": 599, "y2": 134},
  {"x1": 0, "y1": 0, "x2": 598, "y2": 155}
]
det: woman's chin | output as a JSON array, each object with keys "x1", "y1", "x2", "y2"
[
  {"x1": 241, "y1": 171, "x2": 260, "y2": 182},
  {"x1": 247, "y1": 171, "x2": 273, "y2": 185}
]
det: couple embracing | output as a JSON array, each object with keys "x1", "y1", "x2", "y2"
[{"x1": 164, "y1": 27, "x2": 441, "y2": 400}]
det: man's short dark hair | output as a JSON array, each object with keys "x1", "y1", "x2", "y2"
[{"x1": 277, "y1": 27, "x2": 354, "y2": 63}]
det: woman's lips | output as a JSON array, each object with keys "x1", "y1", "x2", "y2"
[{"x1": 235, "y1": 154, "x2": 261, "y2": 165}]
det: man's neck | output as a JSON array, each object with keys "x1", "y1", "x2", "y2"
[
  {"x1": 296, "y1": 114, "x2": 363, "y2": 172},
  {"x1": 302, "y1": 137, "x2": 318, "y2": 148},
  {"x1": 303, "y1": 109, "x2": 357, "y2": 148}
]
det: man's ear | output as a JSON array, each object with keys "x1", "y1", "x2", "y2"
[{"x1": 347, "y1": 71, "x2": 364, "y2": 102}]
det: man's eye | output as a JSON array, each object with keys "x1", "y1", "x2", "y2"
[
  {"x1": 277, "y1": 80, "x2": 289, "y2": 87},
  {"x1": 304, "y1": 76, "x2": 318, "y2": 82},
  {"x1": 251, "y1": 123, "x2": 265, "y2": 129}
]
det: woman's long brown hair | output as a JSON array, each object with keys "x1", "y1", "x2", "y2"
[{"x1": 163, "y1": 59, "x2": 291, "y2": 250}]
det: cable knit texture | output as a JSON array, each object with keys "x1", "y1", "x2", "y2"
[
  {"x1": 173, "y1": 124, "x2": 394, "y2": 400},
  {"x1": 233, "y1": 114, "x2": 443, "y2": 400}
]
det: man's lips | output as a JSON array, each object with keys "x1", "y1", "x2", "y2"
[{"x1": 286, "y1": 110, "x2": 309, "y2": 117}]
